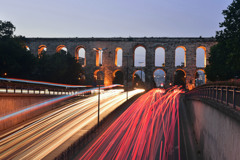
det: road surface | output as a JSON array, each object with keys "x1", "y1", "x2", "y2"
[
  {"x1": 79, "y1": 88, "x2": 183, "y2": 160},
  {"x1": 0, "y1": 89, "x2": 144, "y2": 159}
]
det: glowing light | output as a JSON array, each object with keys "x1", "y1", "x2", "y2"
[
  {"x1": 0, "y1": 77, "x2": 92, "y2": 88},
  {"x1": 79, "y1": 87, "x2": 183, "y2": 160},
  {"x1": 0, "y1": 88, "x2": 144, "y2": 159}
]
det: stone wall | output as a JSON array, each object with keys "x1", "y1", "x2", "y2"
[
  {"x1": 186, "y1": 98, "x2": 240, "y2": 160},
  {"x1": 0, "y1": 94, "x2": 60, "y2": 131},
  {"x1": 26, "y1": 37, "x2": 217, "y2": 90}
]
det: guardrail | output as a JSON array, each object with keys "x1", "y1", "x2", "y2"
[
  {"x1": 0, "y1": 77, "x2": 92, "y2": 95},
  {"x1": 186, "y1": 85, "x2": 240, "y2": 109}
]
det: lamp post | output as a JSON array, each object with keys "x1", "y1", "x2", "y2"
[
  {"x1": 93, "y1": 47, "x2": 108, "y2": 127},
  {"x1": 123, "y1": 54, "x2": 132, "y2": 100}
]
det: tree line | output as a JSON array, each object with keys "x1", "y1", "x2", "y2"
[
  {"x1": 1, "y1": 0, "x2": 240, "y2": 85},
  {"x1": 206, "y1": 0, "x2": 240, "y2": 81},
  {"x1": 0, "y1": 20, "x2": 83, "y2": 84}
]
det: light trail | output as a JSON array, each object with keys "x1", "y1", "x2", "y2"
[
  {"x1": 79, "y1": 87, "x2": 183, "y2": 160},
  {"x1": 0, "y1": 89, "x2": 144, "y2": 159},
  {"x1": 0, "y1": 84, "x2": 122, "y2": 122},
  {"x1": 0, "y1": 77, "x2": 92, "y2": 88}
]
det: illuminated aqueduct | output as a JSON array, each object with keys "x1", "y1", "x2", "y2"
[{"x1": 26, "y1": 37, "x2": 216, "y2": 90}]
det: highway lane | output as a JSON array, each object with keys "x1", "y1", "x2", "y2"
[
  {"x1": 79, "y1": 88, "x2": 183, "y2": 160},
  {"x1": 0, "y1": 89, "x2": 144, "y2": 159}
]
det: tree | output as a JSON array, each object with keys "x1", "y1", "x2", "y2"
[
  {"x1": 205, "y1": 0, "x2": 240, "y2": 81},
  {"x1": 174, "y1": 70, "x2": 186, "y2": 88},
  {"x1": 36, "y1": 52, "x2": 83, "y2": 84},
  {"x1": 0, "y1": 21, "x2": 37, "y2": 79},
  {"x1": 113, "y1": 71, "x2": 124, "y2": 84},
  {"x1": 0, "y1": 20, "x2": 15, "y2": 38}
]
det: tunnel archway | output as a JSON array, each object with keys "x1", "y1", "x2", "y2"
[
  {"x1": 25, "y1": 46, "x2": 30, "y2": 51},
  {"x1": 153, "y1": 69, "x2": 166, "y2": 88},
  {"x1": 75, "y1": 46, "x2": 86, "y2": 67},
  {"x1": 175, "y1": 46, "x2": 186, "y2": 67},
  {"x1": 95, "y1": 48, "x2": 103, "y2": 66},
  {"x1": 56, "y1": 45, "x2": 68, "y2": 54},
  {"x1": 113, "y1": 70, "x2": 124, "y2": 85},
  {"x1": 174, "y1": 69, "x2": 186, "y2": 88},
  {"x1": 94, "y1": 69, "x2": 104, "y2": 86},
  {"x1": 196, "y1": 46, "x2": 206, "y2": 68},
  {"x1": 38, "y1": 45, "x2": 47, "y2": 58},
  {"x1": 155, "y1": 47, "x2": 165, "y2": 67},
  {"x1": 195, "y1": 69, "x2": 206, "y2": 87},
  {"x1": 115, "y1": 48, "x2": 123, "y2": 67},
  {"x1": 133, "y1": 70, "x2": 145, "y2": 88},
  {"x1": 134, "y1": 46, "x2": 146, "y2": 67}
]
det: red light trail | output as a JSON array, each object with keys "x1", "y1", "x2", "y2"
[{"x1": 79, "y1": 87, "x2": 183, "y2": 160}]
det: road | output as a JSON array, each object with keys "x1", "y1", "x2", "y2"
[
  {"x1": 79, "y1": 88, "x2": 183, "y2": 160},
  {"x1": 0, "y1": 89, "x2": 144, "y2": 160}
]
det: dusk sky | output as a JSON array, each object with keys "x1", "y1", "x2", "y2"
[{"x1": 0, "y1": 0, "x2": 232, "y2": 38}]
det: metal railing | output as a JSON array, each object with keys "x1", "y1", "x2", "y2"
[
  {"x1": 186, "y1": 85, "x2": 240, "y2": 109},
  {"x1": 0, "y1": 80, "x2": 91, "y2": 96}
]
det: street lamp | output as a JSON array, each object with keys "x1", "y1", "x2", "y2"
[
  {"x1": 93, "y1": 47, "x2": 108, "y2": 127},
  {"x1": 123, "y1": 54, "x2": 132, "y2": 100}
]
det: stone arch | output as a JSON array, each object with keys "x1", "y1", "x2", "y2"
[
  {"x1": 195, "y1": 69, "x2": 206, "y2": 87},
  {"x1": 56, "y1": 45, "x2": 67, "y2": 54},
  {"x1": 75, "y1": 46, "x2": 86, "y2": 67},
  {"x1": 78, "y1": 71, "x2": 86, "y2": 84},
  {"x1": 25, "y1": 46, "x2": 30, "y2": 51},
  {"x1": 175, "y1": 46, "x2": 186, "y2": 67},
  {"x1": 113, "y1": 69, "x2": 124, "y2": 84},
  {"x1": 95, "y1": 48, "x2": 103, "y2": 66},
  {"x1": 94, "y1": 69, "x2": 104, "y2": 85},
  {"x1": 196, "y1": 46, "x2": 206, "y2": 68},
  {"x1": 38, "y1": 45, "x2": 47, "y2": 58},
  {"x1": 132, "y1": 70, "x2": 145, "y2": 88},
  {"x1": 174, "y1": 69, "x2": 186, "y2": 88},
  {"x1": 153, "y1": 69, "x2": 166, "y2": 87},
  {"x1": 155, "y1": 47, "x2": 165, "y2": 67},
  {"x1": 134, "y1": 45, "x2": 146, "y2": 67},
  {"x1": 115, "y1": 47, "x2": 123, "y2": 67}
]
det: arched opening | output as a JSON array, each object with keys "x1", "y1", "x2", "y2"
[
  {"x1": 76, "y1": 46, "x2": 86, "y2": 67},
  {"x1": 94, "y1": 69, "x2": 104, "y2": 86},
  {"x1": 56, "y1": 45, "x2": 67, "y2": 54},
  {"x1": 133, "y1": 70, "x2": 145, "y2": 88},
  {"x1": 155, "y1": 47, "x2": 165, "y2": 67},
  {"x1": 153, "y1": 69, "x2": 166, "y2": 88},
  {"x1": 195, "y1": 69, "x2": 206, "y2": 87},
  {"x1": 78, "y1": 71, "x2": 86, "y2": 84},
  {"x1": 115, "y1": 48, "x2": 122, "y2": 67},
  {"x1": 175, "y1": 46, "x2": 186, "y2": 67},
  {"x1": 113, "y1": 70, "x2": 124, "y2": 84},
  {"x1": 196, "y1": 46, "x2": 206, "y2": 68},
  {"x1": 174, "y1": 69, "x2": 186, "y2": 88},
  {"x1": 95, "y1": 48, "x2": 103, "y2": 66},
  {"x1": 134, "y1": 46, "x2": 146, "y2": 67},
  {"x1": 38, "y1": 45, "x2": 47, "y2": 58},
  {"x1": 26, "y1": 46, "x2": 30, "y2": 51}
]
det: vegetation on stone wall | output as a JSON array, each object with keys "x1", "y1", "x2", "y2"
[
  {"x1": 206, "y1": 0, "x2": 240, "y2": 81},
  {"x1": 0, "y1": 20, "x2": 83, "y2": 84}
]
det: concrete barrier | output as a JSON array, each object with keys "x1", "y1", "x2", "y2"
[
  {"x1": 185, "y1": 98, "x2": 240, "y2": 160},
  {"x1": 0, "y1": 94, "x2": 60, "y2": 131}
]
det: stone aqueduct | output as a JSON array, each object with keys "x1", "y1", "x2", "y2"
[{"x1": 26, "y1": 37, "x2": 217, "y2": 90}]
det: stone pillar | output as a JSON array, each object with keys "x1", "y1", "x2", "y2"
[
  {"x1": 186, "y1": 44, "x2": 197, "y2": 89},
  {"x1": 145, "y1": 46, "x2": 155, "y2": 90},
  {"x1": 122, "y1": 45, "x2": 134, "y2": 90},
  {"x1": 102, "y1": 48, "x2": 114, "y2": 86},
  {"x1": 165, "y1": 45, "x2": 175, "y2": 87}
]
